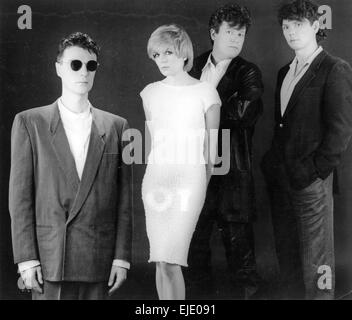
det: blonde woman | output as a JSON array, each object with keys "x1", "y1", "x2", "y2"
[{"x1": 140, "y1": 24, "x2": 221, "y2": 300}]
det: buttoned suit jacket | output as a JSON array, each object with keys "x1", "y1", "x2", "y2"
[
  {"x1": 9, "y1": 101, "x2": 133, "y2": 282},
  {"x1": 261, "y1": 50, "x2": 352, "y2": 190}
]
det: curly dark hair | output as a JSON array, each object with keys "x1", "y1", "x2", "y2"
[
  {"x1": 278, "y1": 0, "x2": 327, "y2": 42},
  {"x1": 56, "y1": 32, "x2": 100, "y2": 61},
  {"x1": 209, "y1": 3, "x2": 252, "y2": 33}
]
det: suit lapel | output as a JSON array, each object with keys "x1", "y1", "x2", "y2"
[
  {"x1": 50, "y1": 102, "x2": 80, "y2": 193},
  {"x1": 282, "y1": 50, "x2": 326, "y2": 117},
  {"x1": 275, "y1": 66, "x2": 290, "y2": 121},
  {"x1": 282, "y1": 68, "x2": 317, "y2": 117},
  {"x1": 67, "y1": 107, "x2": 106, "y2": 223}
]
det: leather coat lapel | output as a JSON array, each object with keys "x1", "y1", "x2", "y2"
[
  {"x1": 50, "y1": 102, "x2": 80, "y2": 193},
  {"x1": 193, "y1": 51, "x2": 238, "y2": 93},
  {"x1": 217, "y1": 56, "x2": 239, "y2": 89},
  {"x1": 192, "y1": 51, "x2": 209, "y2": 79},
  {"x1": 67, "y1": 108, "x2": 106, "y2": 223}
]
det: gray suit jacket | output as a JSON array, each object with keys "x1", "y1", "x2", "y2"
[{"x1": 9, "y1": 101, "x2": 133, "y2": 282}]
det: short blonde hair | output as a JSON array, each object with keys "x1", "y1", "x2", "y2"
[{"x1": 147, "y1": 24, "x2": 194, "y2": 72}]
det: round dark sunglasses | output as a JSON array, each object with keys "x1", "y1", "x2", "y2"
[{"x1": 60, "y1": 59, "x2": 99, "y2": 72}]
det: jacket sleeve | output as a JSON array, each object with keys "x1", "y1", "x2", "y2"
[
  {"x1": 9, "y1": 114, "x2": 39, "y2": 264},
  {"x1": 225, "y1": 64, "x2": 264, "y2": 128},
  {"x1": 114, "y1": 119, "x2": 133, "y2": 263},
  {"x1": 314, "y1": 60, "x2": 352, "y2": 179}
]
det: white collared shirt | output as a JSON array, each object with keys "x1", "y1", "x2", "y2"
[
  {"x1": 58, "y1": 98, "x2": 92, "y2": 180},
  {"x1": 200, "y1": 53, "x2": 232, "y2": 88},
  {"x1": 280, "y1": 46, "x2": 323, "y2": 116}
]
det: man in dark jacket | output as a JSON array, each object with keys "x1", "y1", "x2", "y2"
[
  {"x1": 9, "y1": 32, "x2": 133, "y2": 300},
  {"x1": 187, "y1": 3, "x2": 264, "y2": 299},
  {"x1": 261, "y1": 0, "x2": 352, "y2": 299}
]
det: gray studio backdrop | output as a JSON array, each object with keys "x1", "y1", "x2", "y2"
[{"x1": 1, "y1": 0, "x2": 352, "y2": 299}]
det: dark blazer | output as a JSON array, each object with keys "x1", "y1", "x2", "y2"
[
  {"x1": 262, "y1": 50, "x2": 352, "y2": 190},
  {"x1": 191, "y1": 51, "x2": 263, "y2": 222},
  {"x1": 9, "y1": 101, "x2": 133, "y2": 282}
]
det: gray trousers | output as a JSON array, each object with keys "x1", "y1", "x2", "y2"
[
  {"x1": 32, "y1": 280, "x2": 108, "y2": 300},
  {"x1": 269, "y1": 174, "x2": 335, "y2": 300}
]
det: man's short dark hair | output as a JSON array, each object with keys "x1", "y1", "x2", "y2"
[
  {"x1": 209, "y1": 3, "x2": 252, "y2": 33},
  {"x1": 56, "y1": 32, "x2": 100, "y2": 61},
  {"x1": 278, "y1": 0, "x2": 327, "y2": 42}
]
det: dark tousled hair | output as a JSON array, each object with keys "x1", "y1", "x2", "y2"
[
  {"x1": 56, "y1": 32, "x2": 100, "y2": 61},
  {"x1": 278, "y1": 0, "x2": 327, "y2": 42},
  {"x1": 209, "y1": 3, "x2": 252, "y2": 34}
]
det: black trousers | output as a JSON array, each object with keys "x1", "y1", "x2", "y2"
[
  {"x1": 268, "y1": 174, "x2": 335, "y2": 300},
  {"x1": 188, "y1": 199, "x2": 260, "y2": 291},
  {"x1": 32, "y1": 280, "x2": 108, "y2": 300}
]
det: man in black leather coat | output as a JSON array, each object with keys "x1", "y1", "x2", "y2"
[{"x1": 187, "y1": 4, "x2": 264, "y2": 299}]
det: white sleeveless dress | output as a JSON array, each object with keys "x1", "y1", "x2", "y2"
[{"x1": 140, "y1": 81, "x2": 221, "y2": 266}]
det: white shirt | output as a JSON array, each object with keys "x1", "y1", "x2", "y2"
[
  {"x1": 18, "y1": 99, "x2": 130, "y2": 273},
  {"x1": 200, "y1": 53, "x2": 232, "y2": 88},
  {"x1": 58, "y1": 98, "x2": 92, "y2": 180},
  {"x1": 280, "y1": 46, "x2": 323, "y2": 116}
]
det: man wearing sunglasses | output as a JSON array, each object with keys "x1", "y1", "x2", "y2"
[{"x1": 9, "y1": 32, "x2": 133, "y2": 300}]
